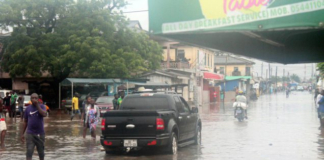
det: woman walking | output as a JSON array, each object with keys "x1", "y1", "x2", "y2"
[
  {"x1": 82, "y1": 96, "x2": 92, "y2": 138},
  {"x1": 87, "y1": 99, "x2": 100, "y2": 139}
]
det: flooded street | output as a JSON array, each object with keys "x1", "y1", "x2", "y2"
[{"x1": 0, "y1": 91, "x2": 322, "y2": 160}]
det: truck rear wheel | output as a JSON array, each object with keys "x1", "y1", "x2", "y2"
[{"x1": 167, "y1": 132, "x2": 178, "y2": 155}]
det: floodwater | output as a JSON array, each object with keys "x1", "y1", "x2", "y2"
[{"x1": 0, "y1": 91, "x2": 323, "y2": 160}]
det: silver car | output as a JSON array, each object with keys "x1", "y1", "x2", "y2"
[{"x1": 15, "y1": 95, "x2": 31, "y2": 114}]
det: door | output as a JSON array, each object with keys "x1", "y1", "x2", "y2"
[
  {"x1": 174, "y1": 96, "x2": 189, "y2": 141},
  {"x1": 180, "y1": 97, "x2": 197, "y2": 139}
]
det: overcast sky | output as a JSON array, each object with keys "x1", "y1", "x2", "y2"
[{"x1": 122, "y1": 0, "x2": 318, "y2": 80}]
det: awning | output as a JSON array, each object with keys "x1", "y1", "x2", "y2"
[
  {"x1": 226, "y1": 76, "x2": 252, "y2": 81},
  {"x1": 60, "y1": 78, "x2": 147, "y2": 86},
  {"x1": 149, "y1": 0, "x2": 324, "y2": 64},
  {"x1": 203, "y1": 72, "x2": 224, "y2": 80}
]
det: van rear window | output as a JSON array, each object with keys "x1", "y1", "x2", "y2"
[{"x1": 120, "y1": 97, "x2": 169, "y2": 110}]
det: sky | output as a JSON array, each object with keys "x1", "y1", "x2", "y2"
[{"x1": 122, "y1": 0, "x2": 318, "y2": 80}]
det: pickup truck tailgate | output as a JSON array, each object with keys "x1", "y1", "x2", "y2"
[{"x1": 102, "y1": 111, "x2": 159, "y2": 137}]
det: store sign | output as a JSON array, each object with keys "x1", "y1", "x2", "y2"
[{"x1": 149, "y1": 0, "x2": 324, "y2": 34}]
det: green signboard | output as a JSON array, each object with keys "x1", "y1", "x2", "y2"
[{"x1": 149, "y1": 0, "x2": 324, "y2": 34}]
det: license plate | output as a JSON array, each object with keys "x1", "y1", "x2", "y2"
[
  {"x1": 101, "y1": 110, "x2": 106, "y2": 113},
  {"x1": 236, "y1": 109, "x2": 242, "y2": 114},
  {"x1": 124, "y1": 139, "x2": 137, "y2": 147}
]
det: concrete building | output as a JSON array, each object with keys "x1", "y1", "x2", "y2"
[{"x1": 214, "y1": 55, "x2": 255, "y2": 76}]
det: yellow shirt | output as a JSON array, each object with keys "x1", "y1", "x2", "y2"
[{"x1": 72, "y1": 97, "x2": 79, "y2": 110}]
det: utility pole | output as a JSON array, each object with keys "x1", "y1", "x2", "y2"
[
  {"x1": 283, "y1": 68, "x2": 285, "y2": 89},
  {"x1": 276, "y1": 66, "x2": 278, "y2": 89},
  {"x1": 222, "y1": 54, "x2": 228, "y2": 112},
  {"x1": 268, "y1": 63, "x2": 271, "y2": 81},
  {"x1": 261, "y1": 62, "x2": 263, "y2": 78},
  {"x1": 304, "y1": 64, "x2": 306, "y2": 82}
]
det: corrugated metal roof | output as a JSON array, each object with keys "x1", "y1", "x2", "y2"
[{"x1": 215, "y1": 56, "x2": 255, "y2": 65}]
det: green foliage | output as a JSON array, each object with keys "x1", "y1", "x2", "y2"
[
  {"x1": 290, "y1": 74, "x2": 301, "y2": 83},
  {"x1": 317, "y1": 63, "x2": 324, "y2": 77},
  {"x1": 0, "y1": 0, "x2": 162, "y2": 80}
]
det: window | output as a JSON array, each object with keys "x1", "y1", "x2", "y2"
[
  {"x1": 177, "y1": 50, "x2": 185, "y2": 61},
  {"x1": 234, "y1": 67, "x2": 239, "y2": 71},
  {"x1": 180, "y1": 97, "x2": 190, "y2": 113},
  {"x1": 246, "y1": 67, "x2": 251, "y2": 76},
  {"x1": 207, "y1": 54, "x2": 209, "y2": 67},
  {"x1": 121, "y1": 97, "x2": 169, "y2": 110},
  {"x1": 174, "y1": 97, "x2": 185, "y2": 113},
  {"x1": 220, "y1": 67, "x2": 225, "y2": 74}
]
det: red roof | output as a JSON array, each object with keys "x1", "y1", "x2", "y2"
[{"x1": 203, "y1": 72, "x2": 224, "y2": 80}]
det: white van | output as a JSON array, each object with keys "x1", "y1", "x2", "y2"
[{"x1": 0, "y1": 90, "x2": 12, "y2": 98}]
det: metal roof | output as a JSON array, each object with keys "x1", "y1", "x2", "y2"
[
  {"x1": 60, "y1": 78, "x2": 147, "y2": 86},
  {"x1": 214, "y1": 56, "x2": 255, "y2": 65}
]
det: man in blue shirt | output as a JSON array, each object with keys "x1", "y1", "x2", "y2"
[{"x1": 318, "y1": 90, "x2": 324, "y2": 129}]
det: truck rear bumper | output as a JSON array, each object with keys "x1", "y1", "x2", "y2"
[{"x1": 100, "y1": 135, "x2": 170, "y2": 148}]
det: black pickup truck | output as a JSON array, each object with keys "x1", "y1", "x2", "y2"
[{"x1": 100, "y1": 93, "x2": 202, "y2": 154}]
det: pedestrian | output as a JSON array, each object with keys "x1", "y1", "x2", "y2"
[
  {"x1": 0, "y1": 98, "x2": 7, "y2": 147},
  {"x1": 234, "y1": 87, "x2": 239, "y2": 96},
  {"x1": 318, "y1": 91, "x2": 324, "y2": 129},
  {"x1": 85, "y1": 99, "x2": 100, "y2": 139},
  {"x1": 315, "y1": 89, "x2": 320, "y2": 103},
  {"x1": 82, "y1": 96, "x2": 92, "y2": 138},
  {"x1": 21, "y1": 93, "x2": 47, "y2": 160},
  {"x1": 71, "y1": 93, "x2": 81, "y2": 121},
  {"x1": 3, "y1": 93, "x2": 11, "y2": 118},
  {"x1": 286, "y1": 87, "x2": 290, "y2": 98},
  {"x1": 10, "y1": 91, "x2": 18, "y2": 118},
  {"x1": 112, "y1": 94, "x2": 119, "y2": 110},
  {"x1": 17, "y1": 95, "x2": 25, "y2": 120},
  {"x1": 38, "y1": 94, "x2": 43, "y2": 104},
  {"x1": 317, "y1": 90, "x2": 323, "y2": 129},
  {"x1": 117, "y1": 91, "x2": 125, "y2": 106}
]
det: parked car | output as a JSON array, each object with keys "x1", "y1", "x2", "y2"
[
  {"x1": 100, "y1": 93, "x2": 201, "y2": 155},
  {"x1": 297, "y1": 86, "x2": 304, "y2": 91},
  {"x1": 88, "y1": 91, "x2": 108, "y2": 101},
  {"x1": 0, "y1": 90, "x2": 11, "y2": 98},
  {"x1": 95, "y1": 96, "x2": 114, "y2": 116},
  {"x1": 15, "y1": 95, "x2": 31, "y2": 115},
  {"x1": 61, "y1": 93, "x2": 87, "y2": 112}
]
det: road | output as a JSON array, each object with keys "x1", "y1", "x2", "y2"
[{"x1": 0, "y1": 91, "x2": 322, "y2": 160}]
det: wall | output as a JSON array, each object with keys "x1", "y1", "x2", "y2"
[
  {"x1": 162, "y1": 46, "x2": 215, "y2": 72},
  {"x1": 12, "y1": 79, "x2": 29, "y2": 90},
  {"x1": 145, "y1": 75, "x2": 172, "y2": 85},
  {"x1": 215, "y1": 64, "x2": 253, "y2": 76},
  {"x1": 218, "y1": 80, "x2": 239, "y2": 91}
]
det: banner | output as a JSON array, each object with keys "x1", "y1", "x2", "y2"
[{"x1": 149, "y1": 0, "x2": 324, "y2": 34}]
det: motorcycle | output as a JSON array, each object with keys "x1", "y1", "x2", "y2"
[{"x1": 233, "y1": 102, "x2": 247, "y2": 122}]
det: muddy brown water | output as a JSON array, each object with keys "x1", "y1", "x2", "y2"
[{"x1": 0, "y1": 91, "x2": 323, "y2": 160}]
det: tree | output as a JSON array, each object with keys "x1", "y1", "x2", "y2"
[
  {"x1": 0, "y1": 0, "x2": 162, "y2": 81},
  {"x1": 317, "y1": 63, "x2": 324, "y2": 77},
  {"x1": 290, "y1": 74, "x2": 301, "y2": 83}
]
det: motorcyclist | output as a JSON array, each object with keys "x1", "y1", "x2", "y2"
[{"x1": 235, "y1": 90, "x2": 248, "y2": 119}]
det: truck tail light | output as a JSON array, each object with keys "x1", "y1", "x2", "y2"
[
  {"x1": 101, "y1": 119, "x2": 106, "y2": 131},
  {"x1": 104, "y1": 140, "x2": 112, "y2": 146},
  {"x1": 156, "y1": 118, "x2": 165, "y2": 130},
  {"x1": 147, "y1": 140, "x2": 157, "y2": 146}
]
